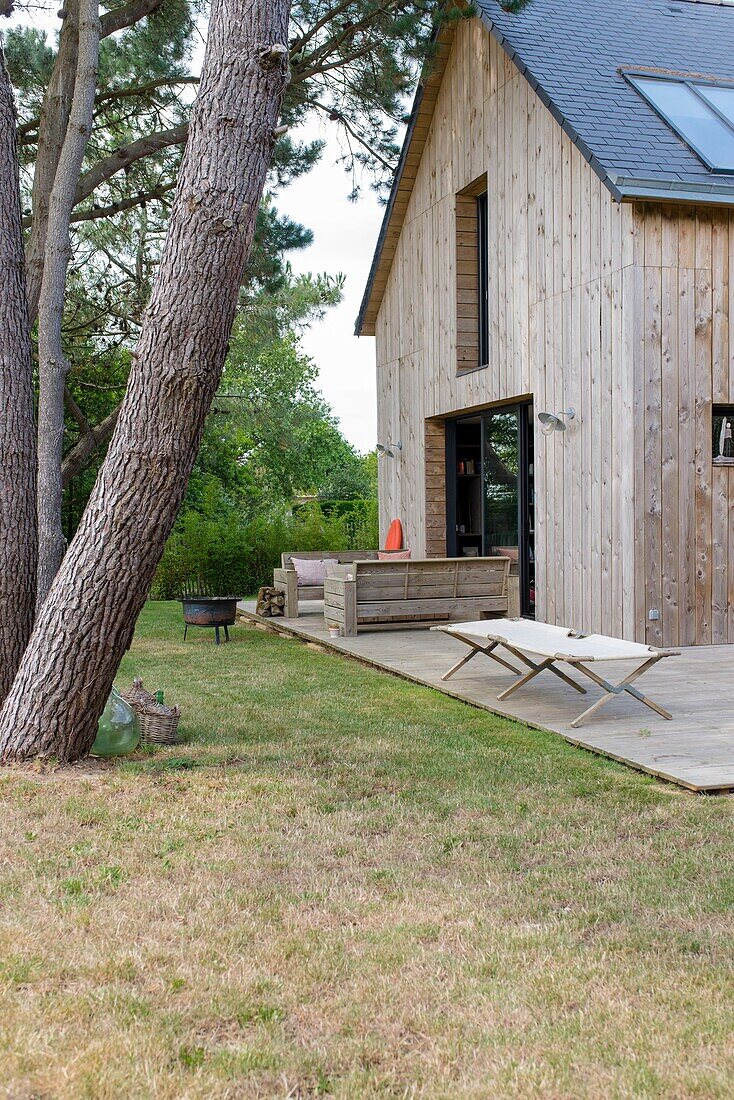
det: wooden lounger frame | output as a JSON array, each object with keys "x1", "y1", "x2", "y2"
[{"x1": 437, "y1": 624, "x2": 680, "y2": 728}]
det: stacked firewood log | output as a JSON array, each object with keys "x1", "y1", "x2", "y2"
[{"x1": 256, "y1": 586, "x2": 285, "y2": 617}]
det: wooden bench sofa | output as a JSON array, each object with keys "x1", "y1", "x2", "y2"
[
  {"x1": 273, "y1": 551, "x2": 378, "y2": 618},
  {"x1": 323, "y1": 557, "x2": 510, "y2": 637}
]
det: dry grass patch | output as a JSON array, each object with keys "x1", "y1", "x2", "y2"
[{"x1": 0, "y1": 602, "x2": 732, "y2": 1098}]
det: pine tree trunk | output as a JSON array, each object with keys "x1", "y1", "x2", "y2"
[
  {"x1": 35, "y1": 0, "x2": 100, "y2": 607},
  {"x1": 24, "y1": 0, "x2": 80, "y2": 322},
  {"x1": 0, "y1": 47, "x2": 37, "y2": 705},
  {"x1": 0, "y1": 0, "x2": 291, "y2": 762}
]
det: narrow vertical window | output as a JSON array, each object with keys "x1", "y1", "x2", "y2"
[
  {"x1": 476, "y1": 191, "x2": 489, "y2": 366},
  {"x1": 455, "y1": 174, "x2": 487, "y2": 374}
]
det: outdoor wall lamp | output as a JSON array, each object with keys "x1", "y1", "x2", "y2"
[
  {"x1": 376, "y1": 441, "x2": 403, "y2": 459},
  {"x1": 537, "y1": 408, "x2": 575, "y2": 435}
]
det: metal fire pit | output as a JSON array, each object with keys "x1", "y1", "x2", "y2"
[{"x1": 181, "y1": 596, "x2": 240, "y2": 645}]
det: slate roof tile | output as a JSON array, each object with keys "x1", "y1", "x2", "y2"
[{"x1": 474, "y1": 0, "x2": 734, "y2": 195}]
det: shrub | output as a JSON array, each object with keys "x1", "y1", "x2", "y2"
[{"x1": 151, "y1": 501, "x2": 379, "y2": 599}]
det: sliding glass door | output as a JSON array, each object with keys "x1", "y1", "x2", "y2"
[
  {"x1": 447, "y1": 402, "x2": 535, "y2": 616},
  {"x1": 482, "y1": 405, "x2": 534, "y2": 617}
]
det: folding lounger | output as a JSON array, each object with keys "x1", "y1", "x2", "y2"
[{"x1": 435, "y1": 618, "x2": 680, "y2": 728}]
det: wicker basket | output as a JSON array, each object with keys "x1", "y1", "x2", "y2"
[
  {"x1": 122, "y1": 678, "x2": 181, "y2": 745},
  {"x1": 139, "y1": 704, "x2": 181, "y2": 745}
]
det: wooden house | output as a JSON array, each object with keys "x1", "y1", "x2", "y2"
[{"x1": 356, "y1": 0, "x2": 734, "y2": 647}]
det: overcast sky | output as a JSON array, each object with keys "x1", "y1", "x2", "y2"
[{"x1": 276, "y1": 134, "x2": 385, "y2": 454}]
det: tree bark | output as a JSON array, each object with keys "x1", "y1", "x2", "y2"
[
  {"x1": 35, "y1": 0, "x2": 100, "y2": 607},
  {"x1": 0, "y1": 47, "x2": 37, "y2": 705},
  {"x1": 98, "y1": 0, "x2": 161, "y2": 37},
  {"x1": 24, "y1": 0, "x2": 165, "y2": 318},
  {"x1": 0, "y1": 0, "x2": 291, "y2": 762},
  {"x1": 24, "y1": 0, "x2": 80, "y2": 322}
]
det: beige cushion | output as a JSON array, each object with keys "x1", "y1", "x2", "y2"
[{"x1": 291, "y1": 557, "x2": 327, "y2": 586}]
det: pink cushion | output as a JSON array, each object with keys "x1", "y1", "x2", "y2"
[
  {"x1": 377, "y1": 549, "x2": 412, "y2": 560},
  {"x1": 291, "y1": 557, "x2": 327, "y2": 586}
]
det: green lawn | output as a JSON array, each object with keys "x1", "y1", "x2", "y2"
[{"x1": 1, "y1": 602, "x2": 733, "y2": 1098}]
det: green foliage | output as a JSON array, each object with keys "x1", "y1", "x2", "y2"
[
  {"x1": 11, "y1": 0, "x2": 194, "y2": 188},
  {"x1": 12, "y1": 0, "x2": 463, "y2": 531},
  {"x1": 14, "y1": 0, "x2": 445, "y2": 548},
  {"x1": 246, "y1": 199, "x2": 314, "y2": 293},
  {"x1": 185, "y1": 269, "x2": 376, "y2": 519},
  {"x1": 62, "y1": 267, "x2": 366, "y2": 536},
  {"x1": 285, "y1": 1, "x2": 467, "y2": 199},
  {"x1": 316, "y1": 446, "x2": 375, "y2": 501},
  {"x1": 61, "y1": 262, "x2": 373, "y2": 541},
  {"x1": 10, "y1": 1, "x2": 466, "y2": 215},
  {"x1": 4, "y1": 27, "x2": 53, "y2": 104},
  {"x1": 151, "y1": 501, "x2": 379, "y2": 599}
]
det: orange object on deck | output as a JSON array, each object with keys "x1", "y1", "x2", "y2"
[{"x1": 384, "y1": 518, "x2": 403, "y2": 551}]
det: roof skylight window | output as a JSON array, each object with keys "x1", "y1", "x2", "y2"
[{"x1": 629, "y1": 74, "x2": 734, "y2": 172}]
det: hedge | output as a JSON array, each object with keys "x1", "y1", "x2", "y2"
[{"x1": 151, "y1": 500, "x2": 379, "y2": 599}]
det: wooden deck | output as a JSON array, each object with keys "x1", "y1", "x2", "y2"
[{"x1": 238, "y1": 601, "x2": 734, "y2": 793}]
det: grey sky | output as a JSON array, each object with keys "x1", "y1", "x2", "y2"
[{"x1": 277, "y1": 131, "x2": 383, "y2": 454}]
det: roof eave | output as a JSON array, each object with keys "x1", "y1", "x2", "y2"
[{"x1": 615, "y1": 175, "x2": 734, "y2": 204}]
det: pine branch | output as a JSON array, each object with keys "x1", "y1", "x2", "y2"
[
  {"x1": 70, "y1": 183, "x2": 175, "y2": 224},
  {"x1": 74, "y1": 123, "x2": 188, "y2": 204},
  {"x1": 63, "y1": 384, "x2": 92, "y2": 436},
  {"x1": 289, "y1": 0, "x2": 356, "y2": 56},
  {"x1": 61, "y1": 404, "x2": 121, "y2": 488},
  {"x1": 94, "y1": 75, "x2": 199, "y2": 108},
  {"x1": 293, "y1": 0, "x2": 404, "y2": 79},
  {"x1": 22, "y1": 183, "x2": 175, "y2": 229},
  {"x1": 18, "y1": 78, "x2": 199, "y2": 148},
  {"x1": 305, "y1": 96, "x2": 395, "y2": 171},
  {"x1": 294, "y1": 43, "x2": 379, "y2": 85},
  {"x1": 99, "y1": 0, "x2": 163, "y2": 38}
]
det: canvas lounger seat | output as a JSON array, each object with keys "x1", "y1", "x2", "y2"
[
  {"x1": 273, "y1": 551, "x2": 378, "y2": 618},
  {"x1": 436, "y1": 618, "x2": 680, "y2": 727},
  {"x1": 324, "y1": 557, "x2": 510, "y2": 637}
]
